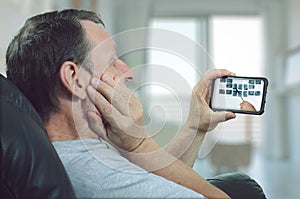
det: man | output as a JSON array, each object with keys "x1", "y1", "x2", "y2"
[{"x1": 6, "y1": 9, "x2": 265, "y2": 199}]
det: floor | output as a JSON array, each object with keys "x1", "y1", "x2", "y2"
[{"x1": 193, "y1": 147, "x2": 300, "y2": 199}]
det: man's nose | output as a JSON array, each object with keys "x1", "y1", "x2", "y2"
[{"x1": 114, "y1": 59, "x2": 135, "y2": 81}]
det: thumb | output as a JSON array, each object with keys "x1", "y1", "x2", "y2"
[
  {"x1": 211, "y1": 111, "x2": 236, "y2": 123},
  {"x1": 87, "y1": 111, "x2": 108, "y2": 140}
]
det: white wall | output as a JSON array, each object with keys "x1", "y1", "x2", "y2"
[
  {"x1": 286, "y1": 0, "x2": 300, "y2": 163},
  {"x1": 287, "y1": 0, "x2": 300, "y2": 48},
  {"x1": 0, "y1": 0, "x2": 54, "y2": 76},
  {"x1": 0, "y1": 1, "x2": 26, "y2": 76}
]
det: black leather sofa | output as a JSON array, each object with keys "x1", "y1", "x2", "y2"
[{"x1": 0, "y1": 74, "x2": 75, "y2": 199}]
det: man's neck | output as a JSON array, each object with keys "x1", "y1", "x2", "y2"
[{"x1": 45, "y1": 111, "x2": 98, "y2": 142}]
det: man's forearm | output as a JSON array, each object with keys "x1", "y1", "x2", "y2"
[
  {"x1": 166, "y1": 122, "x2": 206, "y2": 167},
  {"x1": 155, "y1": 158, "x2": 230, "y2": 199},
  {"x1": 123, "y1": 138, "x2": 230, "y2": 199},
  {"x1": 177, "y1": 132, "x2": 205, "y2": 167}
]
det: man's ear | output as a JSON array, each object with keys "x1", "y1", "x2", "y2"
[{"x1": 59, "y1": 61, "x2": 87, "y2": 100}]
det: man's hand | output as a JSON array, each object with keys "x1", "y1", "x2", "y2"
[
  {"x1": 187, "y1": 69, "x2": 236, "y2": 133},
  {"x1": 167, "y1": 69, "x2": 237, "y2": 167},
  {"x1": 86, "y1": 74, "x2": 146, "y2": 152}
]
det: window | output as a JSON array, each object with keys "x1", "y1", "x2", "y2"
[
  {"x1": 145, "y1": 15, "x2": 265, "y2": 148},
  {"x1": 210, "y1": 15, "x2": 265, "y2": 146},
  {"x1": 211, "y1": 15, "x2": 264, "y2": 75},
  {"x1": 143, "y1": 17, "x2": 208, "y2": 144},
  {"x1": 145, "y1": 18, "x2": 207, "y2": 126},
  {"x1": 148, "y1": 18, "x2": 198, "y2": 95}
]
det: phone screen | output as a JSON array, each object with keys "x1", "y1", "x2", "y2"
[{"x1": 210, "y1": 76, "x2": 268, "y2": 115}]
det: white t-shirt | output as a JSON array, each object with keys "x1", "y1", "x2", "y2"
[{"x1": 53, "y1": 138, "x2": 204, "y2": 198}]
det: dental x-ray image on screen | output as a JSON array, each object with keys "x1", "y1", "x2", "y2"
[{"x1": 210, "y1": 76, "x2": 268, "y2": 115}]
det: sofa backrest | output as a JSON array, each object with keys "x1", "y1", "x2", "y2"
[{"x1": 0, "y1": 74, "x2": 75, "y2": 198}]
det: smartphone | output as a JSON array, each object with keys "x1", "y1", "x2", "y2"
[{"x1": 210, "y1": 76, "x2": 268, "y2": 115}]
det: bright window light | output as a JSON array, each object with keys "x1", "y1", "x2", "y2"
[
  {"x1": 210, "y1": 15, "x2": 265, "y2": 146},
  {"x1": 211, "y1": 16, "x2": 264, "y2": 76},
  {"x1": 148, "y1": 18, "x2": 198, "y2": 95}
]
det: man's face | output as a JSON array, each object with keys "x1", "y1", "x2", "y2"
[
  {"x1": 80, "y1": 20, "x2": 134, "y2": 83},
  {"x1": 74, "y1": 20, "x2": 134, "y2": 131}
]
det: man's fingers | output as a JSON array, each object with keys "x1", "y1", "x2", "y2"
[
  {"x1": 87, "y1": 85, "x2": 124, "y2": 125},
  {"x1": 86, "y1": 110, "x2": 107, "y2": 139},
  {"x1": 199, "y1": 69, "x2": 235, "y2": 87},
  {"x1": 204, "y1": 69, "x2": 235, "y2": 81},
  {"x1": 101, "y1": 74, "x2": 117, "y2": 87},
  {"x1": 113, "y1": 77, "x2": 133, "y2": 100},
  {"x1": 93, "y1": 74, "x2": 139, "y2": 113},
  {"x1": 101, "y1": 74, "x2": 132, "y2": 101},
  {"x1": 211, "y1": 111, "x2": 236, "y2": 123},
  {"x1": 103, "y1": 74, "x2": 135, "y2": 102},
  {"x1": 90, "y1": 77, "x2": 129, "y2": 116}
]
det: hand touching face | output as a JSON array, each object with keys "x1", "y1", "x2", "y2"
[{"x1": 86, "y1": 74, "x2": 146, "y2": 152}]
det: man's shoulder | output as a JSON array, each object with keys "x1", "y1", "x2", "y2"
[{"x1": 52, "y1": 138, "x2": 147, "y2": 173}]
